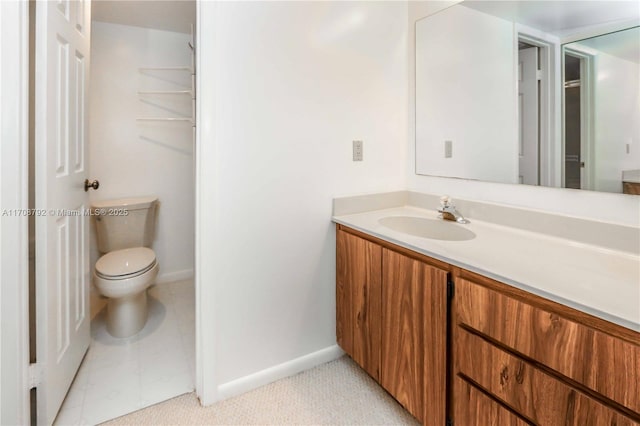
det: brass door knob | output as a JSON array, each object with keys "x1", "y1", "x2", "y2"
[{"x1": 84, "y1": 179, "x2": 100, "y2": 192}]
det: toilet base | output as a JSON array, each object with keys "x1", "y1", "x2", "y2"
[{"x1": 106, "y1": 290, "x2": 148, "y2": 338}]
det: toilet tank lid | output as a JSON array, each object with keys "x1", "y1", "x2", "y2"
[{"x1": 92, "y1": 196, "x2": 158, "y2": 211}]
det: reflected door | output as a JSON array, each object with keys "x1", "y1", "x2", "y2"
[
  {"x1": 518, "y1": 45, "x2": 540, "y2": 185},
  {"x1": 564, "y1": 54, "x2": 582, "y2": 189}
]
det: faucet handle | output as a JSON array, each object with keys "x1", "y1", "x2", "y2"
[{"x1": 440, "y1": 195, "x2": 451, "y2": 207}]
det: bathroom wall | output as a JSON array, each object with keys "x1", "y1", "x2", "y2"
[
  {"x1": 1, "y1": 1, "x2": 30, "y2": 423},
  {"x1": 591, "y1": 49, "x2": 640, "y2": 193},
  {"x1": 407, "y1": 1, "x2": 640, "y2": 227},
  {"x1": 198, "y1": 1, "x2": 408, "y2": 398},
  {"x1": 89, "y1": 21, "x2": 195, "y2": 312}
]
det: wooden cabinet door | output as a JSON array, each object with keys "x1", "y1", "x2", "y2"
[
  {"x1": 380, "y1": 249, "x2": 448, "y2": 425},
  {"x1": 336, "y1": 229, "x2": 382, "y2": 380}
]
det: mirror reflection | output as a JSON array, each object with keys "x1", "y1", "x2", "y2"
[
  {"x1": 564, "y1": 27, "x2": 640, "y2": 193},
  {"x1": 415, "y1": 1, "x2": 640, "y2": 194}
]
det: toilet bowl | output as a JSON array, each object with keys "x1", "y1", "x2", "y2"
[
  {"x1": 94, "y1": 247, "x2": 159, "y2": 337},
  {"x1": 92, "y1": 196, "x2": 159, "y2": 338}
]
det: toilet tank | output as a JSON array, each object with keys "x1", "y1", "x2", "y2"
[{"x1": 93, "y1": 196, "x2": 158, "y2": 253}]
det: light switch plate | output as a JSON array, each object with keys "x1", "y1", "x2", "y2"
[
  {"x1": 353, "y1": 140, "x2": 363, "y2": 161},
  {"x1": 444, "y1": 140, "x2": 452, "y2": 158}
]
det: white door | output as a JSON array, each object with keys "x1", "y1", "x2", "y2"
[
  {"x1": 35, "y1": 1, "x2": 91, "y2": 424},
  {"x1": 518, "y1": 46, "x2": 539, "y2": 185}
]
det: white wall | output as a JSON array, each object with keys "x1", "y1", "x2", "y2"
[
  {"x1": 89, "y1": 21, "x2": 195, "y2": 297},
  {"x1": 198, "y1": 1, "x2": 407, "y2": 399},
  {"x1": 408, "y1": 1, "x2": 640, "y2": 227},
  {"x1": 415, "y1": 5, "x2": 517, "y2": 183},
  {"x1": 0, "y1": 1, "x2": 30, "y2": 423},
  {"x1": 592, "y1": 51, "x2": 640, "y2": 192}
]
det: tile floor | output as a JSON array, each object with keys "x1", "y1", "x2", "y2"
[{"x1": 54, "y1": 279, "x2": 195, "y2": 426}]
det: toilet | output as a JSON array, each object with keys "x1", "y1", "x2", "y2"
[{"x1": 93, "y1": 196, "x2": 159, "y2": 338}]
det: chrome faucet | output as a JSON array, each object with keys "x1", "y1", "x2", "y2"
[{"x1": 437, "y1": 196, "x2": 469, "y2": 224}]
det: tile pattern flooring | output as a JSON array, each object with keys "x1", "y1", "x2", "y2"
[{"x1": 54, "y1": 280, "x2": 195, "y2": 426}]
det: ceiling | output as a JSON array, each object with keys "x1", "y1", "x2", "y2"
[
  {"x1": 462, "y1": 0, "x2": 640, "y2": 63},
  {"x1": 572, "y1": 26, "x2": 640, "y2": 64},
  {"x1": 92, "y1": 0, "x2": 196, "y2": 34},
  {"x1": 462, "y1": 1, "x2": 640, "y2": 37}
]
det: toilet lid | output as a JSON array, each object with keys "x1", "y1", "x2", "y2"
[{"x1": 96, "y1": 247, "x2": 156, "y2": 278}]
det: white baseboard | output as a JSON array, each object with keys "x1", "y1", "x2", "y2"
[
  {"x1": 216, "y1": 345, "x2": 345, "y2": 401},
  {"x1": 155, "y1": 268, "x2": 194, "y2": 284}
]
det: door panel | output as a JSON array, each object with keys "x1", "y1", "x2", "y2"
[
  {"x1": 518, "y1": 46, "x2": 539, "y2": 185},
  {"x1": 35, "y1": 1, "x2": 91, "y2": 424}
]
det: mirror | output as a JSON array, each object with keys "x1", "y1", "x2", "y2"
[
  {"x1": 415, "y1": 1, "x2": 640, "y2": 194},
  {"x1": 563, "y1": 27, "x2": 640, "y2": 193}
]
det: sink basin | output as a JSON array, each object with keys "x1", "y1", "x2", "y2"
[{"x1": 378, "y1": 216, "x2": 476, "y2": 241}]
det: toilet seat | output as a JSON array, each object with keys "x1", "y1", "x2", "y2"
[{"x1": 96, "y1": 247, "x2": 157, "y2": 280}]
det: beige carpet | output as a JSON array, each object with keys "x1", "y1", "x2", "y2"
[{"x1": 102, "y1": 356, "x2": 420, "y2": 425}]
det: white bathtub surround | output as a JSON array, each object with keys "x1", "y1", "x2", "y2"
[
  {"x1": 54, "y1": 280, "x2": 195, "y2": 426},
  {"x1": 333, "y1": 191, "x2": 640, "y2": 331}
]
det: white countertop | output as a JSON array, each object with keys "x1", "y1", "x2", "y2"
[{"x1": 333, "y1": 206, "x2": 640, "y2": 332}]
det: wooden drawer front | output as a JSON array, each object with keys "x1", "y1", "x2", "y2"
[
  {"x1": 336, "y1": 230, "x2": 382, "y2": 380},
  {"x1": 623, "y1": 182, "x2": 640, "y2": 195},
  {"x1": 454, "y1": 376, "x2": 529, "y2": 426},
  {"x1": 456, "y1": 330, "x2": 639, "y2": 425},
  {"x1": 455, "y1": 278, "x2": 640, "y2": 414}
]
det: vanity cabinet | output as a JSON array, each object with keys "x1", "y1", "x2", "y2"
[
  {"x1": 623, "y1": 182, "x2": 640, "y2": 195},
  {"x1": 336, "y1": 223, "x2": 640, "y2": 425},
  {"x1": 453, "y1": 376, "x2": 528, "y2": 426},
  {"x1": 336, "y1": 226, "x2": 448, "y2": 425},
  {"x1": 452, "y1": 272, "x2": 640, "y2": 425}
]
